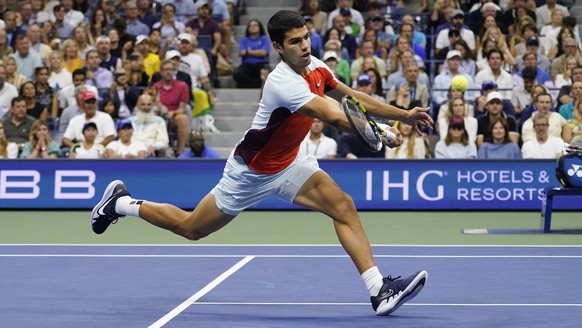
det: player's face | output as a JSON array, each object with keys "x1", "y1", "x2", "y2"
[{"x1": 276, "y1": 26, "x2": 311, "y2": 70}]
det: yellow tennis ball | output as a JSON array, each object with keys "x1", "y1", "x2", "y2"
[{"x1": 451, "y1": 75, "x2": 469, "y2": 92}]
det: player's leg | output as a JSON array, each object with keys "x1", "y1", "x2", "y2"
[
  {"x1": 91, "y1": 180, "x2": 235, "y2": 240},
  {"x1": 292, "y1": 170, "x2": 374, "y2": 274},
  {"x1": 292, "y1": 170, "x2": 427, "y2": 316}
]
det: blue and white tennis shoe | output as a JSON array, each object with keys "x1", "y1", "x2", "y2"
[
  {"x1": 91, "y1": 180, "x2": 129, "y2": 234},
  {"x1": 371, "y1": 270, "x2": 428, "y2": 315}
]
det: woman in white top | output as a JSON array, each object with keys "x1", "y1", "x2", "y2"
[
  {"x1": 47, "y1": 50, "x2": 72, "y2": 90},
  {"x1": 435, "y1": 116, "x2": 478, "y2": 159},
  {"x1": 385, "y1": 121, "x2": 426, "y2": 159},
  {"x1": 554, "y1": 55, "x2": 578, "y2": 89},
  {"x1": 105, "y1": 119, "x2": 147, "y2": 159},
  {"x1": 0, "y1": 121, "x2": 18, "y2": 159},
  {"x1": 69, "y1": 122, "x2": 106, "y2": 159},
  {"x1": 437, "y1": 97, "x2": 478, "y2": 144}
]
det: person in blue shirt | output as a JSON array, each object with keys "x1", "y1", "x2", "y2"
[
  {"x1": 477, "y1": 116, "x2": 522, "y2": 159},
  {"x1": 233, "y1": 19, "x2": 270, "y2": 88},
  {"x1": 178, "y1": 131, "x2": 220, "y2": 158}
]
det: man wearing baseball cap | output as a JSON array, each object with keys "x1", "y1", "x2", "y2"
[
  {"x1": 134, "y1": 34, "x2": 160, "y2": 81},
  {"x1": 435, "y1": 9, "x2": 476, "y2": 54},
  {"x1": 475, "y1": 91, "x2": 520, "y2": 148},
  {"x1": 433, "y1": 50, "x2": 475, "y2": 107},
  {"x1": 62, "y1": 90, "x2": 117, "y2": 149}
]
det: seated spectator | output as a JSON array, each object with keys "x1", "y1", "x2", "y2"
[
  {"x1": 61, "y1": 90, "x2": 116, "y2": 149},
  {"x1": 34, "y1": 67, "x2": 58, "y2": 126},
  {"x1": 47, "y1": 51, "x2": 73, "y2": 91},
  {"x1": 437, "y1": 86, "x2": 475, "y2": 123},
  {"x1": 4, "y1": 56, "x2": 26, "y2": 89},
  {"x1": 323, "y1": 27, "x2": 351, "y2": 62},
  {"x1": 0, "y1": 120, "x2": 18, "y2": 158},
  {"x1": 435, "y1": 9, "x2": 476, "y2": 54},
  {"x1": 554, "y1": 55, "x2": 579, "y2": 89},
  {"x1": 364, "y1": 68, "x2": 385, "y2": 99},
  {"x1": 323, "y1": 39, "x2": 350, "y2": 84},
  {"x1": 322, "y1": 51, "x2": 346, "y2": 84},
  {"x1": 304, "y1": 16, "x2": 323, "y2": 58},
  {"x1": 567, "y1": 98, "x2": 582, "y2": 141},
  {"x1": 475, "y1": 80, "x2": 516, "y2": 118},
  {"x1": 69, "y1": 122, "x2": 106, "y2": 159},
  {"x1": 61, "y1": 39, "x2": 84, "y2": 73},
  {"x1": 104, "y1": 66, "x2": 141, "y2": 119},
  {"x1": 511, "y1": 67, "x2": 537, "y2": 118},
  {"x1": 513, "y1": 52, "x2": 552, "y2": 85},
  {"x1": 386, "y1": 49, "x2": 429, "y2": 87},
  {"x1": 58, "y1": 68, "x2": 99, "y2": 112},
  {"x1": 386, "y1": 37, "x2": 424, "y2": 76},
  {"x1": 178, "y1": 130, "x2": 220, "y2": 159},
  {"x1": 433, "y1": 50, "x2": 475, "y2": 112},
  {"x1": 300, "y1": 0, "x2": 328, "y2": 35},
  {"x1": 385, "y1": 121, "x2": 426, "y2": 159},
  {"x1": 515, "y1": 35, "x2": 551, "y2": 73},
  {"x1": 125, "y1": 53, "x2": 150, "y2": 87},
  {"x1": 546, "y1": 25, "x2": 577, "y2": 61},
  {"x1": 476, "y1": 91, "x2": 520, "y2": 147},
  {"x1": 521, "y1": 112, "x2": 565, "y2": 158},
  {"x1": 59, "y1": 85, "x2": 87, "y2": 132},
  {"x1": 0, "y1": 64, "x2": 20, "y2": 119},
  {"x1": 20, "y1": 81, "x2": 47, "y2": 122},
  {"x1": 475, "y1": 27, "x2": 517, "y2": 70},
  {"x1": 440, "y1": 39, "x2": 476, "y2": 78},
  {"x1": 477, "y1": 117, "x2": 522, "y2": 159},
  {"x1": 550, "y1": 37, "x2": 582, "y2": 81},
  {"x1": 3, "y1": 97, "x2": 35, "y2": 151},
  {"x1": 10, "y1": 35, "x2": 43, "y2": 82},
  {"x1": 152, "y1": 3, "x2": 185, "y2": 42},
  {"x1": 475, "y1": 49, "x2": 514, "y2": 100},
  {"x1": 338, "y1": 133, "x2": 384, "y2": 159},
  {"x1": 438, "y1": 97, "x2": 478, "y2": 144},
  {"x1": 521, "y1": 92, "x2": 572, "y2": 143},
  {"x1": 130, "y1": 94, "x2": 171, "y2": 158},
  {"x1": 536, "y1": 0, "x2": 569, "y2": 29},
  {"x1": 435, "y1": 116, "x2": 478, "y2": 159},
  {"x1": 558, "y1": 65, "x2": 582, "y2": 108},
  {"x1": 133, "y1": 35, "x2": 160, "y2": 82},
  {"x1": 386, "y1": 64, "x2": 429, "y2": 110},
  {"x1": 84, "y1": 50, "x2": 114, "y2": 90},
  {"x1": 20, "y1": 120, "x2": 60, "y2": 158},
  {"x1": 350, "y1": 40, "x2": 387, "y2": 82},
  {"x1": 233, "y1": 19, "x2": 270, "y2": 89},
  {"x1": 519, "y1": 84, "x2": 550, "y2": 128},
  {"x1": 153, "y1": 59, "x2": 191, "y2": 154},
  {"x1": 105, "y1": 119, "x2": 147, "y2": 159},
  {"x1": 329, "y1": 15, "x2": 359, "y2": 60},
  {"x1": 299, "y1": 118, "x2": 337, "y2": 159},
  {"x1": 559, "y1": 81, "x2": 582, "y2": 120}
]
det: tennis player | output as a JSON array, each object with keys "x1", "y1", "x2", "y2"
[{"x1": 92, "y1": 10, "x2": 432, "y2": 316}]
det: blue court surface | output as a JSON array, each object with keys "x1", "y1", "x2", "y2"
[{"x1": 1, "y1": 244, "x2": 581, "y2": 327}]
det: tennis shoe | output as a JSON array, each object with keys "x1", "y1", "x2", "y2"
[
  {"x1": 91, "y1": 180, "x2": 130, "y2": 234},
  {"x1": 371, "y1": 270, "x2": 428, "y2": 316}
]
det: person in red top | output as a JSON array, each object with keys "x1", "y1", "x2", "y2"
[
  {"x1": 153, "y1": 59, "x2": 190, "y2": 154},
  {"x1": 91, "y1": 11, "x2": 432, "y2": 317}
]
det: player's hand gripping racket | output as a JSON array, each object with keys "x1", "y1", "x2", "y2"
[{"x1": 341, "y1": 95, "x2": 396, "y2": 152}]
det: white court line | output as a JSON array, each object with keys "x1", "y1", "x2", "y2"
[
  {"x1": 1, "y1": 254, "x2": 582, "y2": 259},
  {"x1": 148, "y1": 256, "x2": 254, "y2": 328},
  {"x1": 1, "y1": 243, "x2": 582, "y2": 248},
  {"x1": 194, "y1": 302, "x2": 582, "y2": 307}
]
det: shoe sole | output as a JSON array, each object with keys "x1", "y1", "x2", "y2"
[
  {"x1": 375, "y1": 270, "x2": 428, "y2": 316},
  {"x1": 90, "y1": 180, "x2": 124, "y2": 234}
]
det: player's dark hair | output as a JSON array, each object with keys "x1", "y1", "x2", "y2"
[{"x1": 267, "y1": 10, "x2": 305, "y2": 46}]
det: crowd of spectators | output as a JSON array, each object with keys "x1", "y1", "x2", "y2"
[{"x1": 0, "y1": 0, "x2": 579, "y2": 160}]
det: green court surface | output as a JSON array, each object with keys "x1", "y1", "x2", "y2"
[{"x1": 1, "y1": 210, "x2": 581, "y2": 245}]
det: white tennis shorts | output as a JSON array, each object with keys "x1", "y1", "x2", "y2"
[{"x1": 211, "y1": 154, "x2": 321, "y2": 216}]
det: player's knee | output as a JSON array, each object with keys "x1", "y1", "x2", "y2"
[{"x1": 332, "y1": 193, "x2": 356, "y2": 216}]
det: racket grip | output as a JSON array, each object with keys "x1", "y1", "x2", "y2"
[{"x1": 377, "y1": 123, "x2": 396, "y2": 141}]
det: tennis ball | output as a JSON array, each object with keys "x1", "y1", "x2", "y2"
[{"x1": 451, "y1": 75, "x2": 469, "y2": 92}]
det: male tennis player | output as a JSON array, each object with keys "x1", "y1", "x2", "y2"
[{"x1": 92, "y1": 10, "x2": 432, "y2": 316}]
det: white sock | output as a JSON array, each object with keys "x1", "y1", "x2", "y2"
[
  {"x1": 115, "y1": 196, "x2": 143, "y2": 218},
  {"x1": 361, "y1": 266, "x2": 384, "y2": 297}
]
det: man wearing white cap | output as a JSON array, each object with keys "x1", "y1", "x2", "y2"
[
  {"x1": 476, "y1": 91, "x2": 520, "y2": 148},
  {"x1": 433, "y1": 50, "x2": 475, "y2": 106},
  {"x1": 134, "y1": 35, "x2": 160, "y2": 81},
  {"x1": 175, "y1": 32, "x2": 216, "y2": 104},
  {"x1": 96, "y1": 35, "x2": 122, "y2": 72}
]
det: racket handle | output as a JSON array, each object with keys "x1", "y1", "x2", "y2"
[{"x1": 377, "y1": 123, "x2": 396, "y2": 141}]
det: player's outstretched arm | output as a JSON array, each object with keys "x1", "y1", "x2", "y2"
[
  {"x1": 329, "y1": 81, "x2": 434, "y2": 134},
  {"x1": 298, "y1": 96, "x2": 355, "y2": 133}
]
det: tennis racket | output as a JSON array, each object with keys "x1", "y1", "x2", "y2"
[{"x1": 341, "y1": 95, "x2": 396, "y2": 152}]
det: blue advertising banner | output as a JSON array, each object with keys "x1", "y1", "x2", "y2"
[{"x1": 0, "y1": 159, "x2": 578, "y2": 210}]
